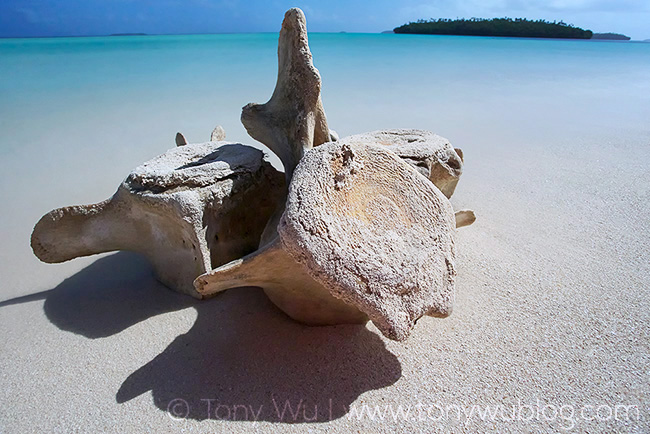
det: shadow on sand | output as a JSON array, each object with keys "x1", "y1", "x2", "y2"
[{"x1": 0, "y1": 252, "x2": 402, "y2": 423}]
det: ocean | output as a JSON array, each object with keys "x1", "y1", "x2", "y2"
[{"x1": 0, "y1": 33, "x2": 649, "y2": 291}]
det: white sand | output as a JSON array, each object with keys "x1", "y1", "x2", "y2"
[{"x1": 1, "y1": 56, "x2": 650, "y2": 433}]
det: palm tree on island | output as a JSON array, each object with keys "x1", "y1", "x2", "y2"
[{"x1": 394, "y1": 17, "x2": 594, "y2": 39}]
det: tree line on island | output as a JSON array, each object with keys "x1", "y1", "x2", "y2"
[
  {"x1": 591, "y1": 32, "x2": 630, "y2": 40},
  {"x1": 394, "y1": 18, "x2": 593, "y2": 39}
]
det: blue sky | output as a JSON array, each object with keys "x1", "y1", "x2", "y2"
[{"x1": 1, "y1": 0, "x2": 649, "y2": 39}]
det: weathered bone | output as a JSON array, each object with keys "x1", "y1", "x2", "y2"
[
  {"x1": 241, "y1": 7, "x2": 330, "y2": 178},
  {"x1": 340, "y1": 129, "x2": 464, "y2": 198},
  {"x1": 195, "y1": 141, "x2": 457, "y2": 341},
  {"x1": 31, "y1": 142, "x2": 285, "y2": 297},
  {"x1": 455, "y1": 210, "x2": 476, "y2": 228},
  {"x1": 175, "y1": 132, "x2": 188, "y2": 147},
  {"x1": 211, "y1": 125, "x2": 226, "y2": 141},
  {"x1": 31, "y1": 8, "x2": 474, "y2": 343}
]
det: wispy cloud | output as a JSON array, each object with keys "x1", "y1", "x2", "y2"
[
  {"x1": 14, "y1": 5, "x2": 59, "y2": 24},
  {"x1": 399, "y1": 0, "x2": 650, "y2": 19}
]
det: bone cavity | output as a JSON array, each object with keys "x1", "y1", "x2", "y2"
[{"x1": 31, "y1": 142, "x2": 285, "y2": 297}]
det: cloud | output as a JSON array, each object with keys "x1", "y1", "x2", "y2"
[
  {"x1": 14, "y1": 6, "x2": 59, "y2": 24},
  {"x1": 15, "y1": 7, "x2": 40, "y2": 23},
  {"x1": 544, "y1": 0, "x2": 650, "y2": 12},
  {"x1": 399, "y1": 0, "x2": 650, "y2": 19},
  {"x1": 2, "y1": 0, "x2": 649, "y2": 38}
]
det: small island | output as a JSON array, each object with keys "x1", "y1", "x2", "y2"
[
  {"x1": 394, "y1": 18, "x2": 593, "y2": 39},
  {"x1": 591, "y1": 32, "x2": 631, "y2": 40},
  {"x1": 110, "y1": 33, "x2": 147, "y2": 37}
]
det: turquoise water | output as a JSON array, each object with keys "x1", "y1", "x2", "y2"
[
  {"x1": 0, "y1": 34, "x2": 649, "y2": 284},
  {"x1": 2, "y1": 34, "x2": 649, "y2": 154},
  {"x1": 1, "y1": 33, "x2": 648, "y2": 187},
  {"x1": 2, "y1": 34, "x2": 649, "y2": 142}
]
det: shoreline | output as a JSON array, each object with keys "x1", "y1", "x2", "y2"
[{"x1": 2, "y1": 32, "x2": 648, "y2": 42}]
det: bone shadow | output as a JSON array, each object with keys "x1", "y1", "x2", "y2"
[
  {"x1": 0, "y1": 252, "x2": 194, "y2": 338},
  {"x1": 117, "y1": 286, "x2": 402, "y2": 422},
  {"x1": 1, "y1": 252, "x2": 402, "y2": 423}
]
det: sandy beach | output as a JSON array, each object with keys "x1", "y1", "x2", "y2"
[{"x1": 1, "y1": 33, "x2": 649, "y2": 432}]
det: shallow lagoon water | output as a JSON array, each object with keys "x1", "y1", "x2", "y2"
[{"x1": 1, "y1": 32, "x2": 649, "y2": 290}]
